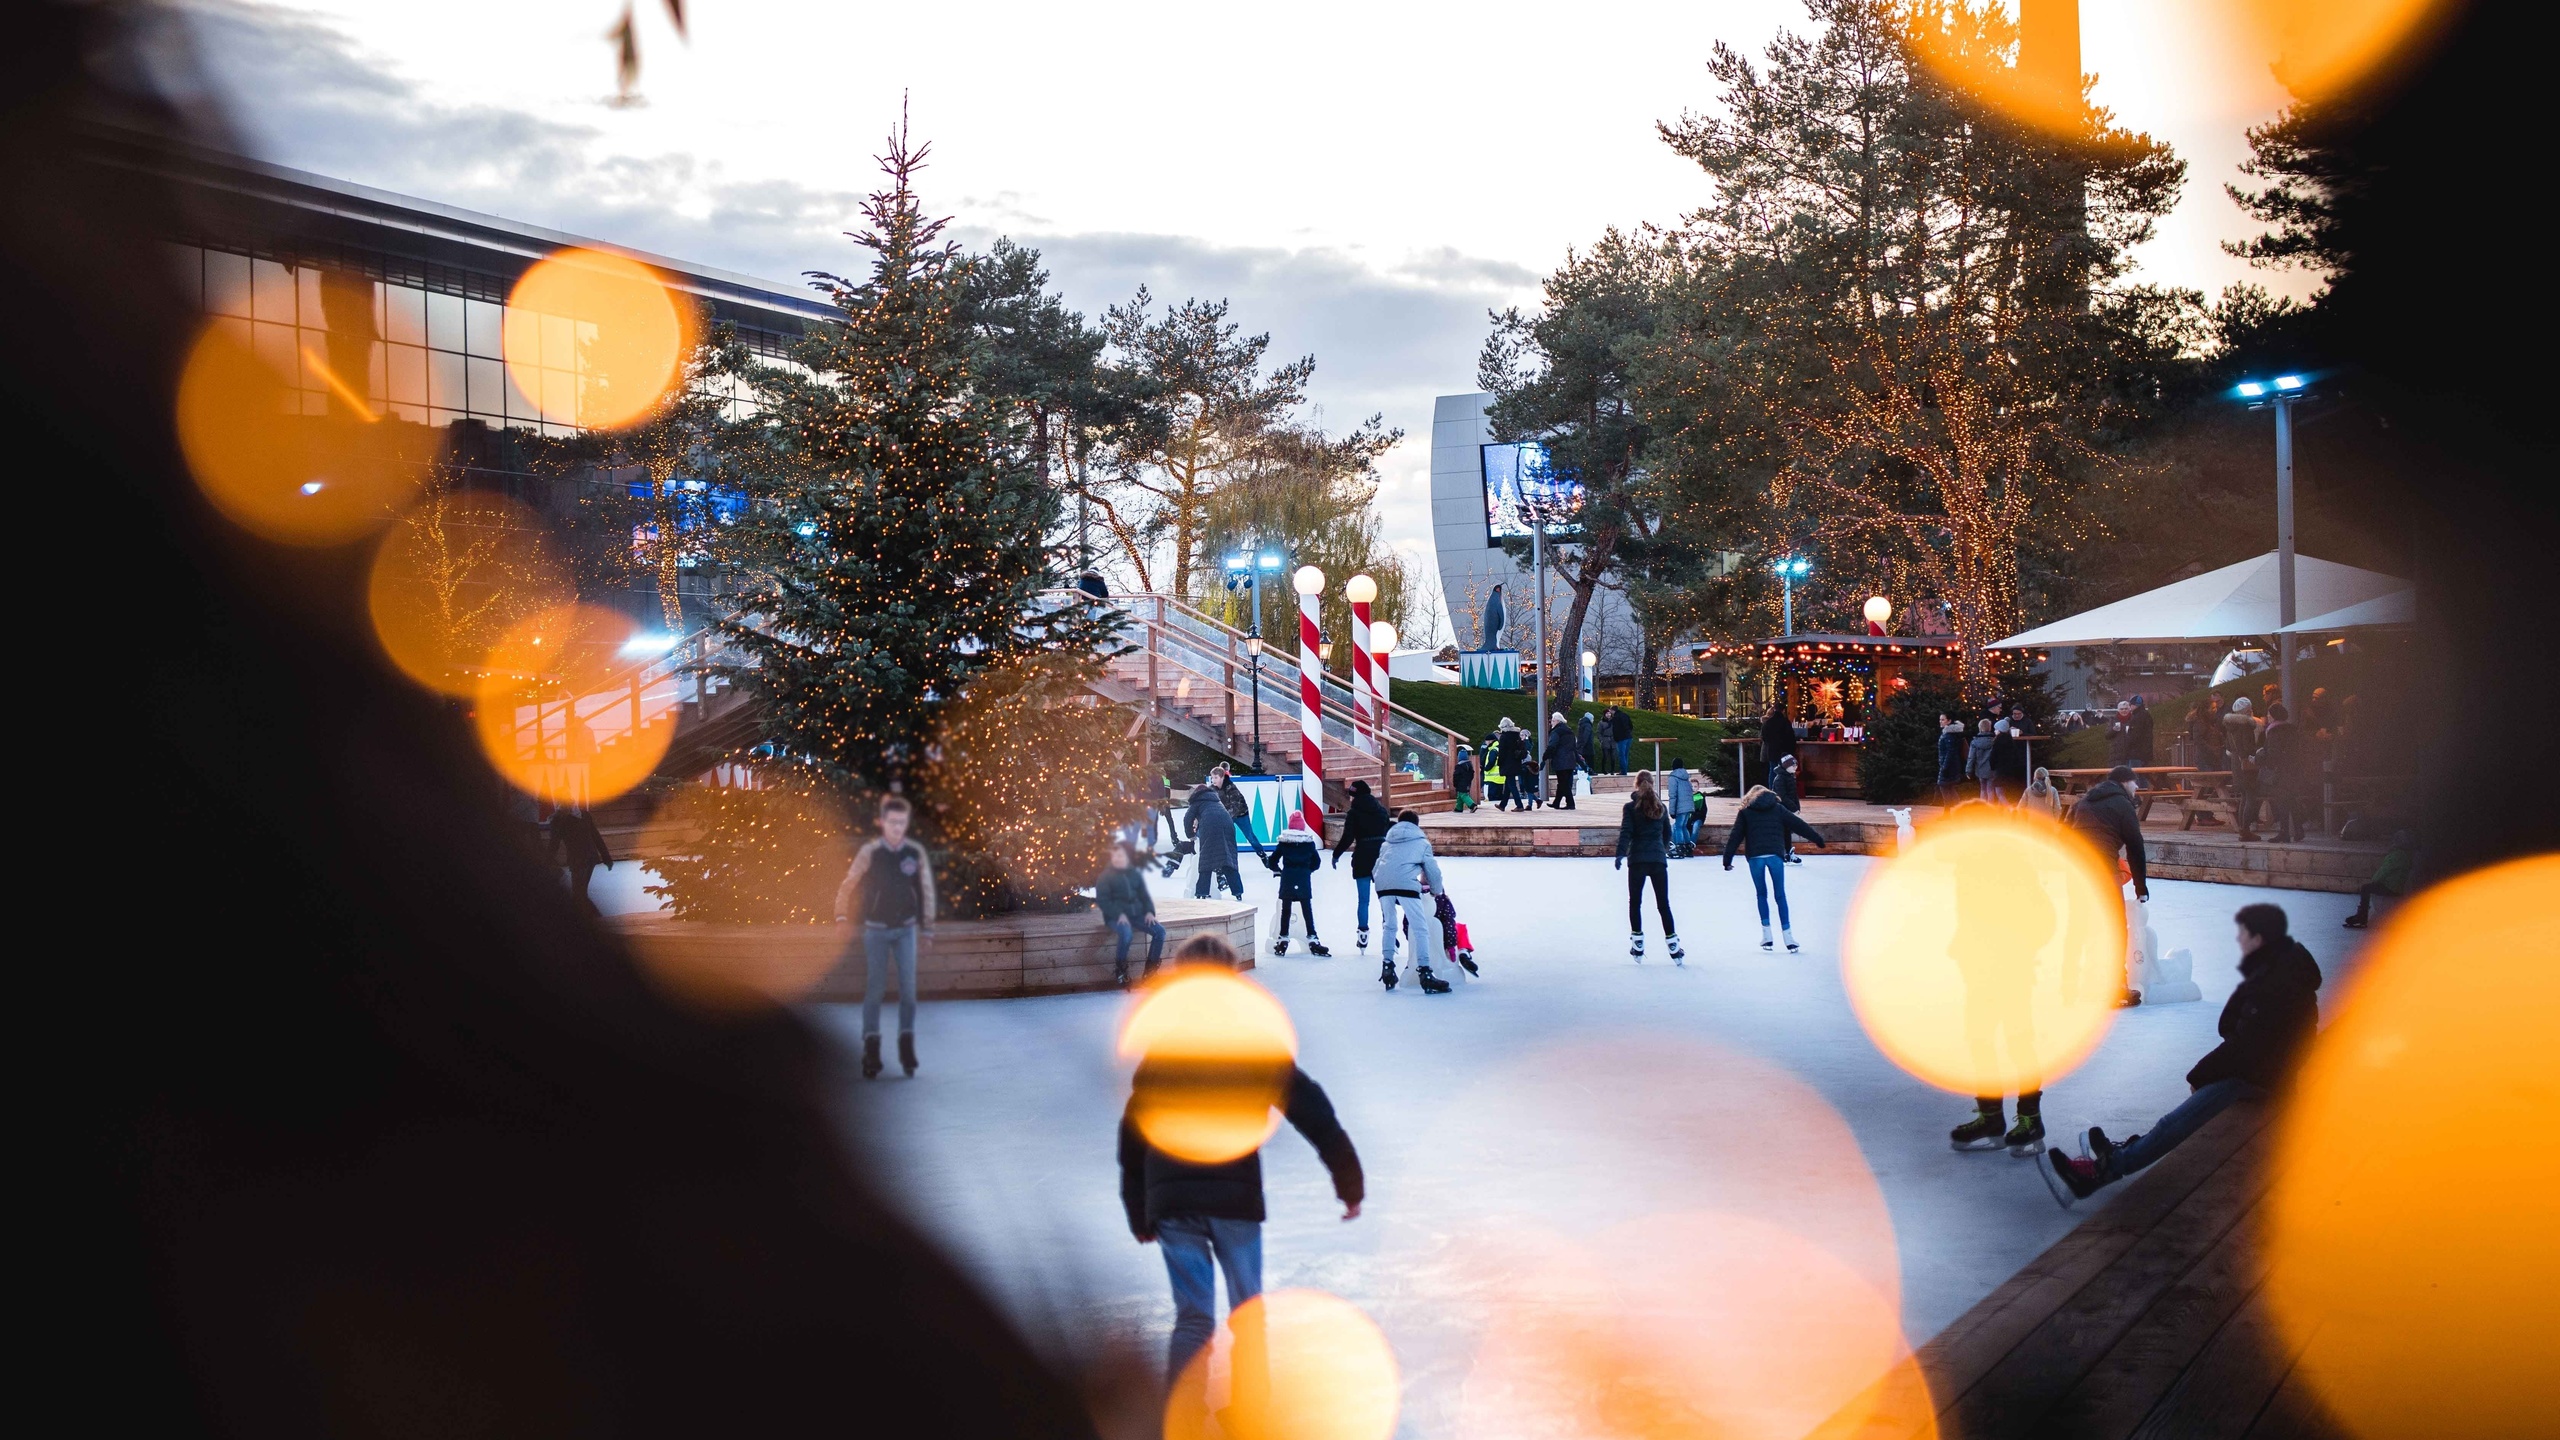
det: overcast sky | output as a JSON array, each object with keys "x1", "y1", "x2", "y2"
[{"x1": 181, "y1": 0, "x2": 2312, "y2": 607}]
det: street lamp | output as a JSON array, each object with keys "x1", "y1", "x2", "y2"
[
  {"x1": 1863, "y1": 595, "x2": 1893, "y2": 635},
  {"x1": 1227, "y1": 550, "x2": 1275, "y2": 769},
  {"x1": 1345, "y1": 574, "x2": 1380, "y2": 755},
  {"x1": 1775, "y1": 555, "x2": 1813, "y2": 636},
  {"x1": 1580, "y1": 649, "x2": 1597, "y2": 703},
  {"x1": 1371, "y1": 620, "x2": 1399, "y2": 791},
  {"x1": 2235, "y1": 373, "x2": 2311, "y2": 712}
]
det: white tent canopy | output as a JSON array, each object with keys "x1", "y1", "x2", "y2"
[
  {"x1": 1989, "y1": 552, "x2": 2407, "y2": 649},
  {"x1": 2280, "y1": 588, "x2": 2415, "y2": 633}
]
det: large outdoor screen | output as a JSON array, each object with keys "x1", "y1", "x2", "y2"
[{"x1": 1481, "y1": 441, "x2": 1583, "y2": 541}]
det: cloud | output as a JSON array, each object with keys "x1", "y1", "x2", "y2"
[{"x1": 178, "y1": 0, "x2": 1527, "y2": 571}]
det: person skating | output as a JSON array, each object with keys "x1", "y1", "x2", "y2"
[
  {"x1": 1615, "y1": 772, "x2": 1683, "y2": 963},
  {"x1": 1213, "y1": 764, "x2": 1272, "y2": 865},
  {"x1": 1759, "y1": 697, "x2": 1799, "y2": 780},
  {"x1": 1374, "y1": 809, "x2": 1456, "y2": 992},
  {"x1": 2048, "y1": 904, "x2": 2322, "y2": 1202},
  {"x1": 2068, "y1": 764, "x2": 2151, "y2": 1006},
  {"x1": 1721, "y1": 785, "x2": 1826, "y2": 952},
  {"x1": 833, "y1": 795, "x2": 937, "y2": 1079},
  {"x1": 1118, "y1": 946, "x2": 1365, "y2": 1386},
  {"x1": 1944, "y1": 828, "x2": 2058, "y2": 1156},
  {"x1": 1186, "y1": 774, "x2": 1247, "y2": 901},
  {"x1": 1544, "y1": 712, "x2": 1580, "y2": 810},
  {"x1": 1770, "y1": 754, "x2": 1807, "y2": 863},
  {"x1": 1330, "y1": 778, "x2": 1393, "y2": 952},
  {"x1": 1096, "y1": 841, "x2": 1165, "y2": 987},
  {"x1": 1666, "y1": 761, "x2": 1698, "y2": 855},
  {"x1": 550, "y1": 804, "x2": 614, "y2": 913},
  {"x1": 1269, "y1": 814, "x2": 1330, "y2": 956}
]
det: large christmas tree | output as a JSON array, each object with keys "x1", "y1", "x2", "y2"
[{"x1": 711, "y1": 122, "x2": 1128, "y2": 914}]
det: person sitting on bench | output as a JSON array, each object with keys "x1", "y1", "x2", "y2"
[
  {"x1": 2343, "y1": 829, "x2": 2418, "y2": 929},
  {"x1": 2048, "y1": 903, "x2": 2322, "y2": 1199}
]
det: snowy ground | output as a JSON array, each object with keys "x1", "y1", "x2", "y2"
[{"x1": 595, "y1": 854, "x2": 2369, "y2": 1434}]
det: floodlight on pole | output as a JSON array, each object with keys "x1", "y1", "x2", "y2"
[
  {"x1": 1775, "y1": 555, "x2": 1812, "y2": 636},
  {"x1": 1258, "y1": 552, "x2": 1282, "y2": 570},
  {"x1": 2234, "y1": 376, "x2": 2312, "y2": 712}
]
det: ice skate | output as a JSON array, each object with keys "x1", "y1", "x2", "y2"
[
  {"x1": 1307, "y1": 937, "x2": 1332, "y2": 957},
  {"x1": 1630, "y1": 932, "x2": 1645, "y2": 960},
  {"x1": 1950, "y1": 1108, "x2": 2006, "y2": 1151},
  {"x1": 898, "y1": 1033, "x2": 918, "y2": 1077},
  {"x1": 1456, "y1": 950, "x2": 1479, "y2": 975},
  {"x1": 1667, "y1": 935, "x2": 1685, "y2": 966},
  {"x1": 2045, "y1": 1149, "x2": 2102, "y2": 1206},
  {"x1": 861, "y1": 1034, "x2": 883, "y2": 1081},
  {"x1": 1272, "y1": 937, "x2": 1290, "y2": 956},
  {"x1": 1759, "y1": 926, "x2": 1774, "y2": 952},
  {"x1": 1418, "y1": 965, "x2": 1452, "y2": 994},
  {"x1": 1113, "y1": 960, "x2": 1129, "y2": 989},
  {"x1": 1783, "y1": 928, "x2": 1800, "y2": 953},
  {"x1": 1378, "y1": 958, "x2": 1397, "y2": 991},
  {"x1": 1356, "y1": 927, "x2": 1370, "y2": 952},
  {"x1": 2004, "y1": 1112, "x2": 2046, "y2": 1156}
]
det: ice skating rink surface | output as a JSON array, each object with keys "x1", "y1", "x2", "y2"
[{"x1": 624, "y1": 855, "x2": 2369, "y2": 1433}]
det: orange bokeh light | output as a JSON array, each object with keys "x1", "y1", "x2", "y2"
[
  {"x1": 2245, "y1": 0, "x2": 2456, "y2": 101},
  {"x1": 174, "y1": 322, "x2": 420, "y2": 544},
  {"x1": 1165, "y1": 1289, "x2": 1399, "y2": 1440},
  {"x1": 366, "y1": 493, "x2": 572, "y2": 697},
  {"x1": 1460, "y1": 1213, "x2": 1932, "y2": 1440},
  {"x1": 1119, "y1": 966, "x2": 1298, "y2": 1165},
  {"x1": 503, "y1": 247, "x2": 691, "y2": 430},
  {"x1": 2266, "y1": 855, "x2": 2560, "y2": 1439},
  {"x1": 1841, "y1": 810, "x2": 2125, "y2": 1097},
  {"x1": 472, "y1": 602, "x2": 675, "y2": 805}
]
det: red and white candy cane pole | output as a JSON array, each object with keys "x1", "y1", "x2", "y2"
[
  {"x1": 1345, "y1": 573, "x2": 1377, "y2": 754},
  {"x1": 1370, "y1": 620, "x2": 1398, "y2": 794},
  {"x1": 1292, "y1": 566, "x2": 1329, "y2": 833}
]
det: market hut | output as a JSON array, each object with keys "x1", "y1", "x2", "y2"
[{"x1": 1701, "y1": 633, "x2": 1961, "y2": 796}]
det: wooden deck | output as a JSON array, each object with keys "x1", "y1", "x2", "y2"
[{"x1": 1828, "y1": 1101, "x2": 2349, "y2": 1440}]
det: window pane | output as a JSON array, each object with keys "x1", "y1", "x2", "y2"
[
  {"x1": 429, "y1": 349, "x2": 466, "y2": 410},
  {"x1": 388, "y1": 344, "x2": 426, "y2": 405},
  {"x1": 542, "y1": 368, "x2": 578, "y2": 423},
  {"x1": 467, "y1": 356, "x2": 505, "y2": 416},
  {"x1": 466, "y1": 298, "x2": 505, "y2": 357},
  {"x1": 206, "y1": 250, "x2": 252, "y2": 317},
  {"x1": 252, "y1": 321, "x2": 298, "y2": 390},
  {"x1": 427, "y1": 291, "x2": 465, "y2": 352},
  {"x1": 430, "y1": 408, "x2": 465, "y2": 430},
  {"x1": 253, "y1": 259, "x2": 297, "y2": 323},
  {"x1": 541, "y1": 313, "x2": 576, "y2": 372},
  {"x1": 368, "y1": 340, "x2": 386, "y2": 402},
  {"x1": 299, "y1": 268, "x2": 325, "y2": 330},
  {"x1": 391, "y1": 403, "x2": 429, "y2": 424},
  {"x1": 505, "y1": 360, "x2": 540, "y2": 419},
  {"x1": 383, "y1": 284, "x2": 427, "y2": 347}
]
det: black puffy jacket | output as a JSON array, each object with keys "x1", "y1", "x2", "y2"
[
  {"x1": 1721, "y1": 789, "x2": 1826, "y2": 859},
  {"x1": 2187, "y1": 937, "x2": 2323, "y2": 1089},
  {"x1": 1615, "y1": 799, "x2": 1672, "y2": 866},
  {"x1": 1118, "y1": 1066, "x2": 1363, "y2": 1234},
  {"x1": 2068, "y1": 779, "x2": 2149, "y2": 889},
  {"x1": 1094, "y1": 864, "x2": 1154, "y2": 925},
  {"x1": 1330, "y1": 787, "x2": 1393, "y2": 877}
]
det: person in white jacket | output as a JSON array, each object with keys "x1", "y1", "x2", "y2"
[{"x1": 1373, "y1": 811, "x2": 1456, "y2": 994}]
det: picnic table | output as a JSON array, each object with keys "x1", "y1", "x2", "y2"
[{"x1": 2047, "y1": 766, "x2": 2201, "y2": 823}]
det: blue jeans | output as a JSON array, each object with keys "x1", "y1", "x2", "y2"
[
  {"x1": 1672, "y1": 814, "x2": 1695, "y2": 848},
  {"x1": 1353, "y1": 875, "x2": 1372, "y2": 931},
  {"x1": 861, "y1": 922, "x2": 918, "y2": 1038},
  {"x1": 2105, "y1": 1079, "x2": 2262, "y2": 1179},
  {"x1": 1157, "y1": 1215, "x2": 1263, "y2": 1381},
  {"x1": 1747, "y1": 854, "x2": 1791, "y2": 928},
  {"x1": 1616, "y1": 738, "x2": 1633, "y2": 773},
  {"x1": 1110, "y1": 915, "x2": 1166, "y2": 971}
]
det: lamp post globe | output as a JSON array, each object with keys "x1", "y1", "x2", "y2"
[
  {"x1": 1864, "y1": 595, "x2": 1893, "y2": 633},
  {"x1": 1343, "y1": 574, "x2": 1377, "y2": 605},
  {"x1": 1293, "y1": 566, "x2": 1326, "y2": 596},
  {"x1": 1372, "y1": 621, "x2": 1398, "y2": 653}
]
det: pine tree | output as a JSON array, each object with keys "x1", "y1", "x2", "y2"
[{"x1": 720, "y1": 120, "x2": 1118, "y2": 805}]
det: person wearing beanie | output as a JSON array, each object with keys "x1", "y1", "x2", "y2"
[
  {"x1": 1269, "y1": 813, "x2": 1329, "y2": 957},
  {"x1": 1329, "y1": 779, "x2": 1393, "y2": 952}
]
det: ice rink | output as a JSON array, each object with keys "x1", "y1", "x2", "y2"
[{"x1": 601, "y1": 851, "x2": 2370, "y2": 1434}]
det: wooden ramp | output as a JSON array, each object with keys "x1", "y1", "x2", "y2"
[{"x1": 1826, "y1": 1101, "x2": 2349, "y2": 1440}]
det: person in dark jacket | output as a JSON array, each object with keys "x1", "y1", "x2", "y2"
[
  {"x1": 2105, "y1": 701, "x2": 2135, "y2": 767},
  {"x1": 551, "y1": 805, "x2": 614, "y2": 912},
  {"x1": 1452, "y1": 744, "x2": 1479, "y2": 813},
  {"x1": 1329, "y1": 778, "x2": 1393, "y2": 951},
  {"x1": 1610, "y1": 706, "x2": 1637, "y2": 776},
  {"x1": 2126, "y1": 695, "x2": 2157, "y2": 766},
  {"x1": 1118, "y1": 944, "x2": 1364, "y2": 1384},
  {"x1": 1186, "y1": 778, "x2": 1246, "y2": 900},
  {"x1": 1769, "y1": 753, "x2": 1808, "y2": 862},
  {"x1": 1935, "y1": 714, "x2": 1966, "y2": 797},
  {"x1": 1496, "y1": 721, "x2": 1531, "y2": 811},
  {"x1": 2069, "y1": 765, "x2": 2151, "y2": 1006},
  {"x1": 1268, "y1": 814, "x2": 1329, "y2": 956},
  {"x1": 1577, "y1": 710, "x2": 1600, "y2": 775},
  {"x1": 1722, "y1": 786, "x2": 1827, "y2": 951},
  {"x1": 2049, "y1": 904, "x2": 2321, "y2": 1199},
  {"x1": 1988, "y1": 721, "x2": 2028, "y2": 806},
  {"x1": 1213, "y1": 765, "x2": 1270, "y2": 863},
  {"x1": 1096, "y1": 841, "x2": 1165, "y2": 985},
  {"x1": 1758, "y1": 699, "x2": 1798, "y2": 788},
  {"x1": 1614, "y1": 773, "x2": 1682, "y2": 962},
  {"x1": 2258, "y1": 703, "x2": 2310, "y2": 843},
  {"x1": 1544, "y1": 712, "x2": 1580, "y2": 809}
]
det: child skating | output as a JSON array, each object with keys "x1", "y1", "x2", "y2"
[
  {"x1": 1373, "y1": 810, "x2": 1457, "y2": 993},
  {"x1": 1269, "y1": 813, "x2": 1331, "y2": 956},
  {"x1": 1614, "y1": 771, "x2": 1684, "y2": 964}
]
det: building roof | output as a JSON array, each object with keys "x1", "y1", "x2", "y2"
[
  {"x1": 1699, "y1": 634, "x2": 1959, "y2": 658},
  {"x1": 79, "y1": 124, "x2": 836, "y2": 333}
]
